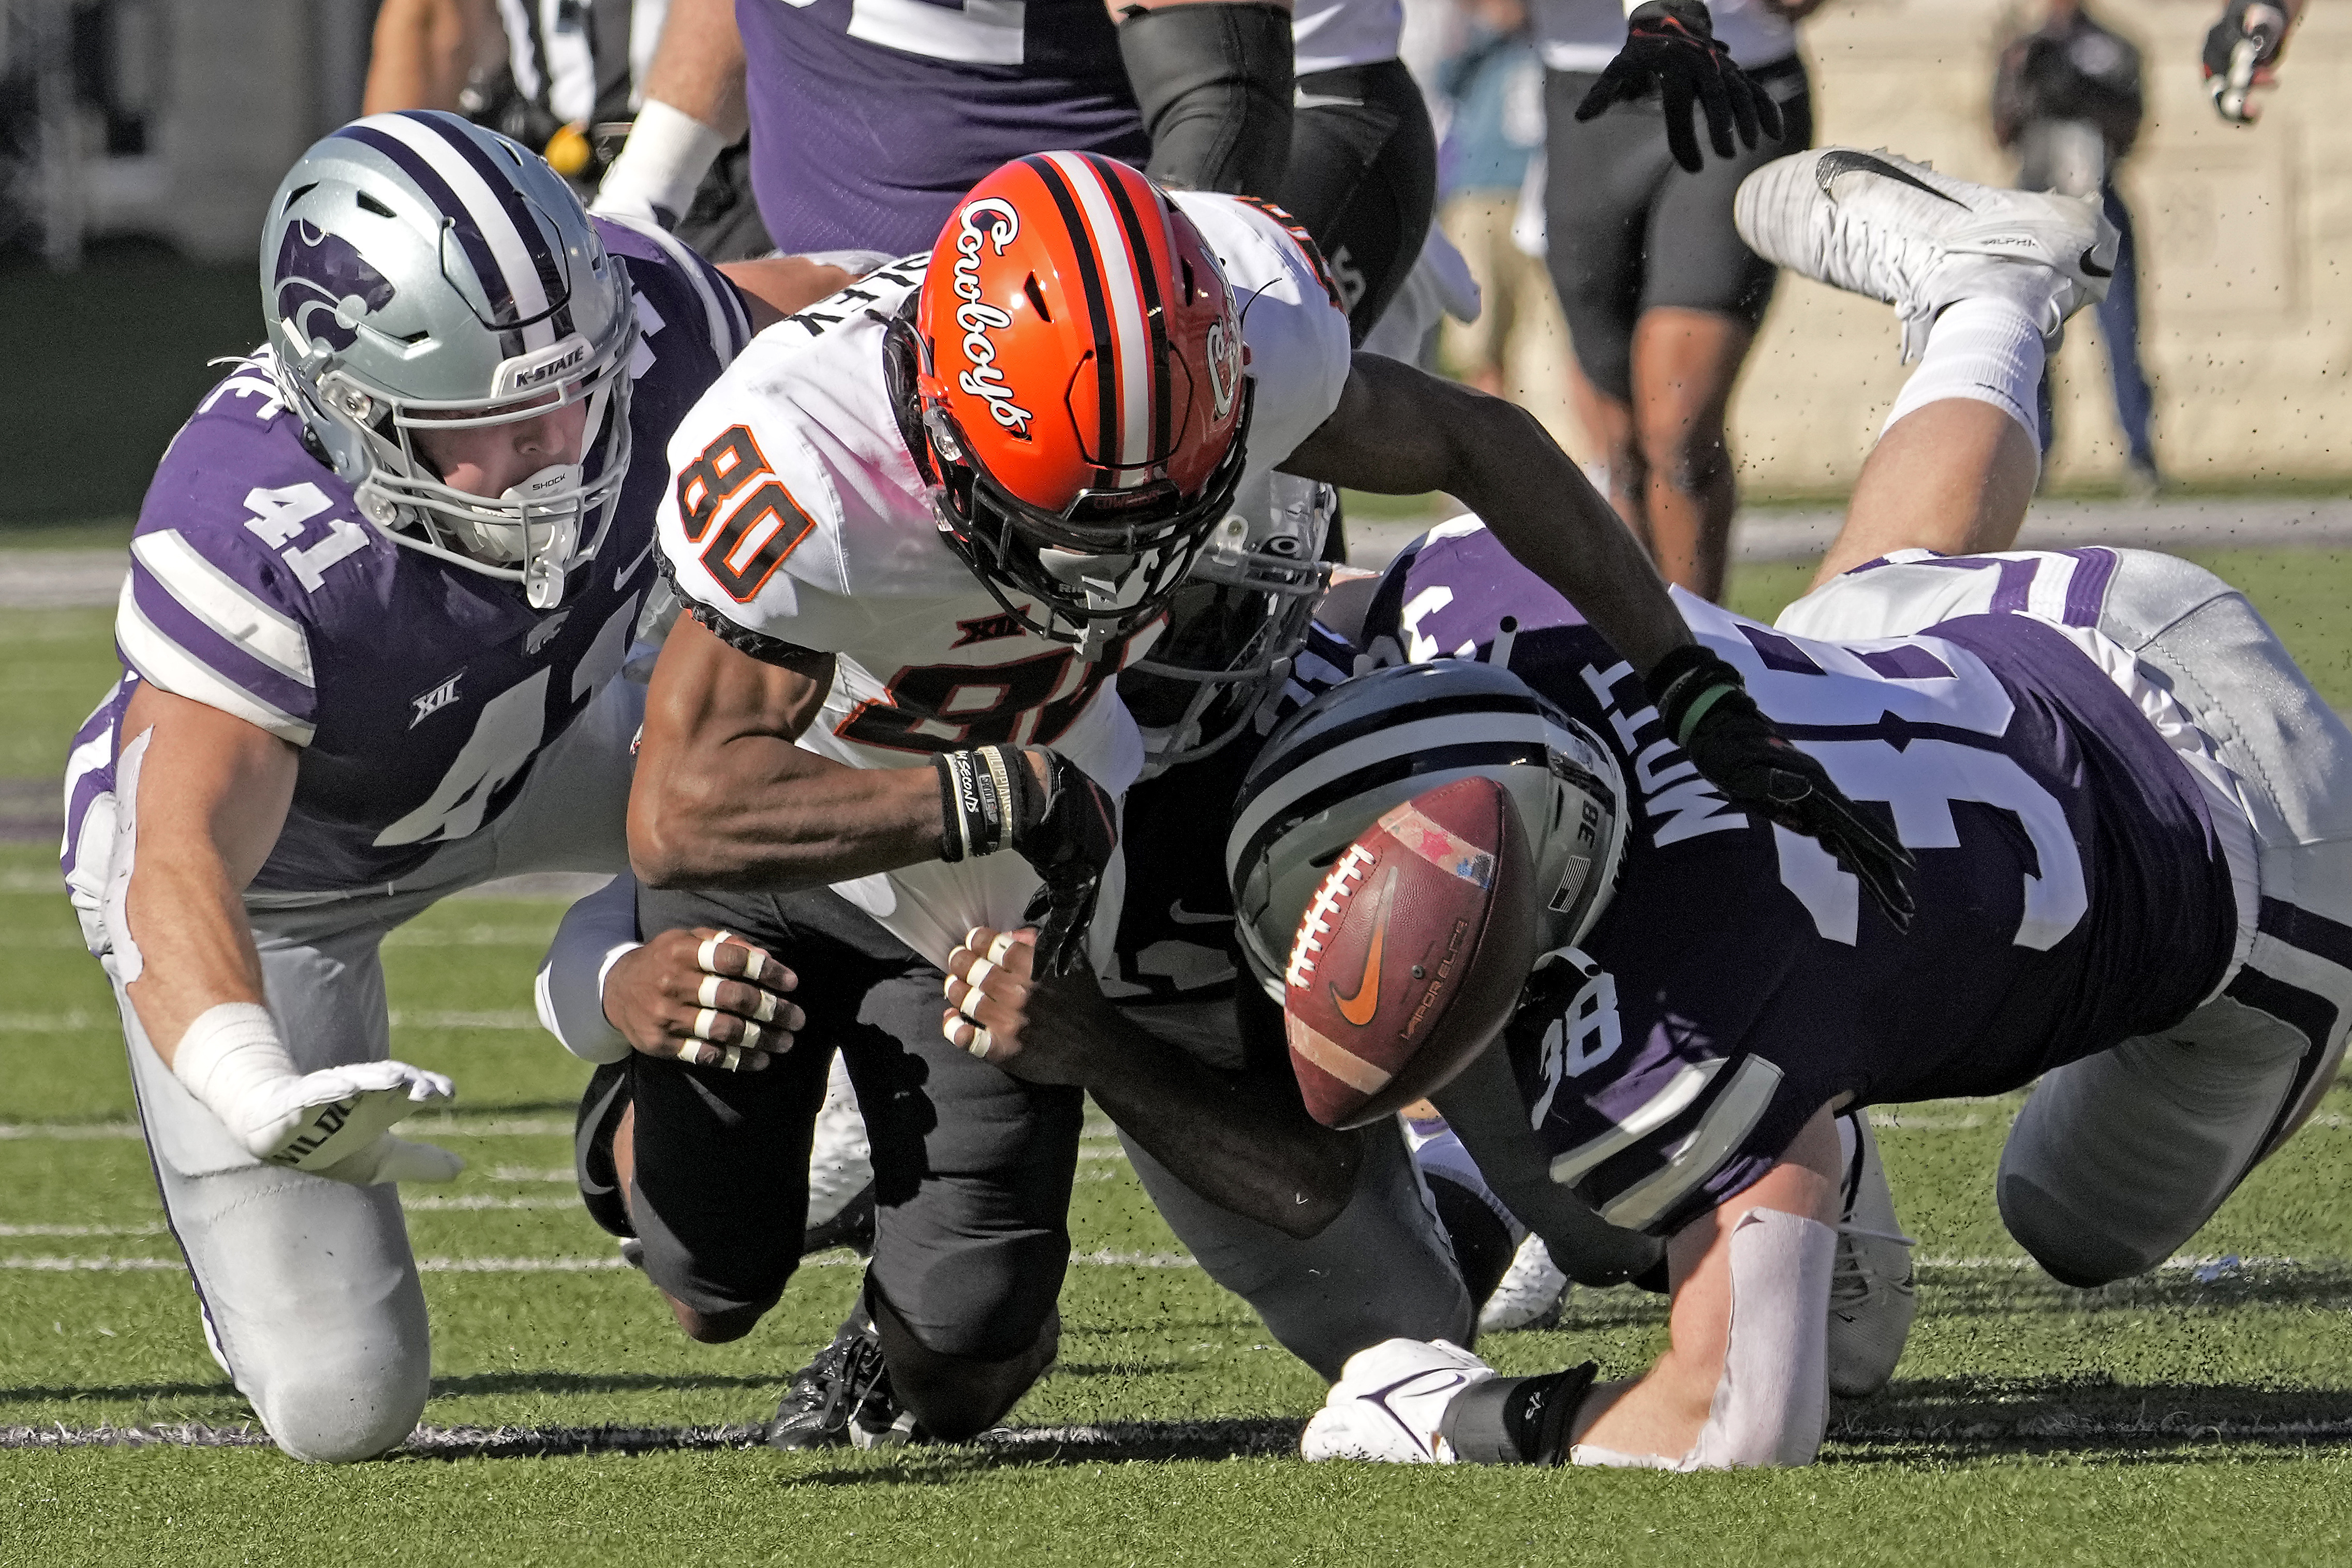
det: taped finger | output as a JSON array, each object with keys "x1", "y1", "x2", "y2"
[
  {"x1": 721, "y1": 1045, "x2": 743, "y2": 1072},
  {"x1": 693, "y1": 1007, "x2": 721, "y2": 1042},
  {"x1": 985, "y1": 931, "x2": 1019, "y2": 966},
  {"x1": 750, "y1": 989, "x2": 780, "y2": 1024},
  {"x1": 698, "y1": 973, "x2": 725, "y2": 1010},
  {"x1": 966, "y1": 956, "x2": 996, "y2": 992},
  {"x1": 697, "y1": 931, "x2": 735, "y2": 972},
  {"x1": 739, "y1": 1021, "x2": 764, "y2": 1053}
]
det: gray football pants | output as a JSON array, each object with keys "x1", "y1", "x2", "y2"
[
  {"x1": 1116, "y1": 1002, "x2": 1474, "y2": 1380},
  {"x1": 1996, "y1": 553, "x2": 2352, "y2": 1283},
  {"x1": 86, "y1": 674, "x2": 643, "y2": 1461}
]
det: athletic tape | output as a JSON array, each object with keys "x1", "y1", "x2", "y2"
[
  {"x1": 693, "y1": 1007, "x2": 720, "y2": 1041},
  {"x1": 986, "y1": 932, "x2": 1020, "y2": 965},
  {"x1": 967, "y1": 957, "x2": 997, "y2": 991},
  {"x1": 697, "y1": 973, "x2": 723, "y2": 1010},
  {"x1": 696, "y1": 933, "x2": 731, "y2": 972}
]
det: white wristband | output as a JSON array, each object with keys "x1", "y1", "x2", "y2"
[
  {"x1": 171, "y1": 1002, "x2": 297, "y2": 1135},
  {"x1": 590, "y1": 99, "x2": 726, "y2": 228}
]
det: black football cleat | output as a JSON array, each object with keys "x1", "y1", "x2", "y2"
[{"x1": 766, "y1": 1302, "x2": 924, "y2": 1451}]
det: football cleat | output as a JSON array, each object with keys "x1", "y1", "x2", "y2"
[
  {"x1": 1733, "y1": 146, "x2": 2118, "y2": 362},
  {"x1": 1826, "y1": 1113, "x2": 1918, "y2": 1399},
  {"x1": 766, "y1": 1304, "x2": 925, "y2": 1451},
  {"x1": 1300, "y1": 1338, "x2": 1495, "y2": 1463},
  {"x1": 1479, "y1": 1232, "x2": 1572, "y2": 1334}
]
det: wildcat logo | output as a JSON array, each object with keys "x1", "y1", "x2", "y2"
[
  {"x1": 273, "y1": 220, "x2": 396, "y2": 355},
  {"x1": 409, "y1": 673, "x2": 464, "y2": 728},
  {"x1": 524, "y1": 610, "x2": 571, "y2": 655},
  {"x1": 951, "y1": 610, "x2": 1029, "y2": 648},
  {"x1": 1205, "y1": 314, "x2": 1243, "y2": 423},
  {"x1": 950, "y1": 197, "x2": 1032, "y2": 434}
]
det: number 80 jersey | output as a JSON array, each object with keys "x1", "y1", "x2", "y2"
[{"x1": 1363, "y1": 521, "x2": 2243, "y2": 1237}]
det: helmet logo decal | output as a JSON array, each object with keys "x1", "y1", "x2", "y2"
[
  {"x1": 951, "y1": 196, "x2": 1033, "y2": 434},
  {"x1": 273, "y1": 219, "x2": 396, "y2": 354},
  {"x1": 1205, "y1": 316, "x2": 1242, "y2": 424}
]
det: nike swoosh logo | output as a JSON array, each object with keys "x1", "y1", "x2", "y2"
[
  {"x1": 2080, "y1": 248, "x2": 2113, "y2": 279},
  {"x1": 1295, "y1": 92, "x2": 1365, "y2": 111},
  {"x1": 613, "y1": 537, "x2": 654, "y2": 590},
  {"x1": 1333, "y1": 868, "x2": 1397, "y2": 1028},
  {"x1": 1168, "y1": 900, "x2": 1235, "y2": 927},
  {"x1": 1814, "y1": 149, "x2": 1966, "y2": 209}
]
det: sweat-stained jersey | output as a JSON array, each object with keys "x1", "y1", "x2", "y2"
[
  {"x1": 1361, "y1": 521, "x2": 2243, "y2": 1236},
  {"x1": 656, "y1": 183, "x2": 1353, "y2": 967},
  {"x1": 60, "y1": 217, "x2": 752, "y2": 909}
]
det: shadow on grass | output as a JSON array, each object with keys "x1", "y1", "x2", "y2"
[
  {"x1": 427, "y1": 1370, "x2": 781, "y2": 1398},
  {"x1": 1825, "y1": 1377, "x2": 2352, "y2": 1462},
  {"x1": 1919, "y1": 1259, "x2": 2352, "y2": 1317}
]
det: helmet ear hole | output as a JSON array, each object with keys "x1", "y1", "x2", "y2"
[{"x1": 355, "y1": 190, "x2": 395, "y2": 218}]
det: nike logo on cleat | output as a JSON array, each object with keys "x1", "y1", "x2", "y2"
[
  {"x1": 2080, "y1": 248, "x2": 2114, "y2": 279},
  {"x1": 1814, "y1": 150, "x2": 1966, "y2": 207}
]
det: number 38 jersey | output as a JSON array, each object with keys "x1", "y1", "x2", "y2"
[
  {"x1": 1364, "y1": 522, "x2": 2245, "y2": 1237},
  {"x1": 59, "y1": 218, "x2": 752, "y2": 901},
  {"x1": 656, "y1": 188, "x2": 1351, "y2": 965}
]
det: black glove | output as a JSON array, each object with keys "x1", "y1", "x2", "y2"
[
  {"x1": 1646, "y1": 643, "x2": 1916, "y2": 932},
  {"x1": 1575, "y1": 1, "x2": 1785, "y2": 174},
  {"x1": 935, "y1": 744, "x2": 1119, "y2": 978},
  {"x1": 2202, "y1": 1, "x2": 2290, "y2": 124}
]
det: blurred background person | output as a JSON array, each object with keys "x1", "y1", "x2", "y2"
[
  {"x1": 362, "y1": 0, "x2": 773, "y2": 260},
  {"x1": 1993, "y1": 0, "x2": 2157, "y2": 495},
  {"x1": 1436, "y1": 0, "x2": 1550, "y2": 399},
  {"x1": 2204, "y1": 0, "x2": 2304, "y2": 123},
  {"x1": 1535, "y1": 0, "x2": 1820, "y2": 603}
]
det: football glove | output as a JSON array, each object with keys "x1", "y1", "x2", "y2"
[
  {"x1": 1647, "y1": 643, "x2": 1916, "y2": 931},
  {"x1": 935, "y1": 744, "x2": 1119, "y2": 978},
  {"x1": 1575, "y1": 1, "x2": 1786, "y2": 174},
  {"x1": 2202, "y1": 1, "x2": 2291, "y2": 124}
]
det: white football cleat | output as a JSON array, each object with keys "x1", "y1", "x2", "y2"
[
  {"x1": 1734, "y1": 146, "x2": 2118, "y2": 362},
  {"x1": 1479, "y1": 1232, "x2": 1571, "y2": 1334},
  {"x1": 1300, "y1": 1338, "x2": 1495, "y2": 1463},
  {"x1": 1826, "y1": 1113, "x2": 1917, "y2": 1399}
]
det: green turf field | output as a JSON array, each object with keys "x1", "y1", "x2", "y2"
[{"x1": 7, "y1": 549, "x2": 2352, "y2": 1565}]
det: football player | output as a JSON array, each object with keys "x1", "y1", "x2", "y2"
[
  {"x1": 56, "y1": 111, "x2": 856, "y2": 1462},
  {"x1": 561, "y1": 146, "x2": 1898, "y2": 1448},
  {"x1": 1210, "y1": 146, "x2": 2349, "y2": 1470}
]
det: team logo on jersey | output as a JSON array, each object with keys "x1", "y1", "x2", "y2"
[
  {"x1": 951, "y1": 609, "x2": 1029, "y2": 648},
  {"x1": 409, "y1": 672, "x2": 464, "y2": 728},
  {"x1": 949, "y1": 197, "x2": 1033, "y2": 434},
  {"x1": 273, "y1": 219, "x2": 397, "y2": 355},
  {"x1": 524, "y1": 611, "x2": 571, "y2": 655}
]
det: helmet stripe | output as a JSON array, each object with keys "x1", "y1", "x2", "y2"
[
  {"x1": 341, "y1": 115, "x2": 559, "y2": 353},
  {"x1": 1043, "y1": 152, "x2": 1153, "y2": 484},
  {"x1": 406, "y1": 112, "x2": 576, "y2": 343},
  {"x1": 1020, "y1": 156, "x2": 1119, "y2": 483},
  {"x1": 1094, "y1": 163, "x2": 1175, "y2": 473}
]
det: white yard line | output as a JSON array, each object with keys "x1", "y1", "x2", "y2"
[{"x1": 0, "y1": 1248, "x2": 1207, "y2": 1274}]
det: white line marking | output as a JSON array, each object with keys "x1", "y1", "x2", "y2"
[
  {"x1": 0, "y1": 1248, "x2": 1210, "y2": 1274},
  {"x1": 0, "y1": 1223, "x2": 165, "y2": 1237}
]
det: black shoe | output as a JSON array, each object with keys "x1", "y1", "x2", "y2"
[
  {"x1": 766, "y1": 1305, "x2": 924, "y2": 1451},
  {"x1": 801, "y1": 1180, "x2": 876, "y2": 1258}
]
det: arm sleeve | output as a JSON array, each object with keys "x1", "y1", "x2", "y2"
[
  {"x1": 1119, "y1": 2, "x2": 1296, "y2": 197},
  {"x1": 535, "y1": 873, "x2": 643, "y2": 1065}
]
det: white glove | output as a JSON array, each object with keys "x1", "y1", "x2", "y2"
[
  {"x1": 313, "y1": 1133, "x2": 466, "y2": 1186},
  {"x1": 172, "y1": 1003, "x2": 459, "y2": 1179}
]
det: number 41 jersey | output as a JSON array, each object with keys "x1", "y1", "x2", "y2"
[
  {"x1": 1364, "y1": 522, "x2": 2245, "y2": 1237},
  {"x1": 656, "y1": 182, "x2": 1351, "y2": 965}
]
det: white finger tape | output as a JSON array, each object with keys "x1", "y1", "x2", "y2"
[
  {"x1": 967, "y1": 1025, "x2": 993, "y2": 1060},
  {"x1": 696, "y1": 931, "x2": 735, "y2": 972},
  {"x1": 693, "y1": 1007, "x2": 721, "y2": 1041},
  {"x1": 966, "y1": 927, "x2": 988, "y2": 951},
  {"x1": 986, "y1": 932, "x2": 1019, "y2": 966},
  {"x1": 739, "y1": 947, "x2": 768, "y2": 984},
  {"x1": 966, "y1": 957, "x2": 996, "y2": 991},
  {"x1": 752, "y1": 990, "x2": 779, "y2": 1024},
  {"x1": 698, "y1": 973, "x2": 724, "y2": 1010},
  {"x1": 740, "y1": 1022, "x2": 764, "y2": 1052},
  {"x1": 721, "y1": 1046, "x2": 742, "y2": 1072}
]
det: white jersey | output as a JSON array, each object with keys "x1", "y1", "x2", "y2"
[
  {"x1": 1531, "y1": 0, "x2": 1797, "y2": 72},
  {"x1": 1293, "y1": 0, "x2": 1406, "y2": 75},
  {"x1": 658, "y1": 191, "x2": 1351, "y2": 965}
]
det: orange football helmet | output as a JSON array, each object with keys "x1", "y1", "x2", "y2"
[{"x1": 887, "y1": 151, "x2": 1253, "y2": 650}]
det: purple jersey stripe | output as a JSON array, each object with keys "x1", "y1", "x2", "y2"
[
  {"x1": 1737, "y1": 624, "x2": 1824, "y2": 675},
  {"x1": 125, "y1": 568, "x2": 318, "y2": 726},
  {"x1": 1856, "y1": 644, "x2": 1953, "y2": 681},
  {"x1": 2061, "y1": 547, "x2": 2120, "y2": 627}
]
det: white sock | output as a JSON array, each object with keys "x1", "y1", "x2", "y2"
[{"x1": 1881, "y1": 297, "x2": 2045, "y2": 453}]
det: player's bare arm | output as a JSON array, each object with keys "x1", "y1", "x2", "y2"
[
  {"x1": 592, "y1": 0, "x2": 747, "y2": 228},
  {"x1": 360, "y1": 0, "x2": 498, "y2": 115},
  {"x1": 945, "y1": 926, "x2": 1364, "y2": 1238},
  {"x1": 716, "y1": 258, "x2": 871, "y2": 333}
]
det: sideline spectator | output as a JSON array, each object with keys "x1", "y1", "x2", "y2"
[
  {"x1": 1994, "y1": 0, "x2": 2158, "y2": 494},
  {"x1": 1437, "y1": 0, "x2": 1550, "y2": 398}
]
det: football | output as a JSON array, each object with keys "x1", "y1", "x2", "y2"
[{"x1": 1281, "y1": 775, "x2": 1540, "y2": 1129}]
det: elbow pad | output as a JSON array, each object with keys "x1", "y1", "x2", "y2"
[
  {"x1": 1118, "y1": 2, "x2": 1295, "y2": 197},
  {"x1": 535, "y1": 874, "x2": 643, "y2": 1065}
]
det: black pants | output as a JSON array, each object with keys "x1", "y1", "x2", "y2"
[
  {"x1": 1278, "y1": 58, "x2": 1441, "y2": 346},
  {"x1": 1543, "y1": 57, "x2": 1813, "y2": 401},
  {"x1": 575, "y1": 884, "x2": 1081, "y2": 1360}
]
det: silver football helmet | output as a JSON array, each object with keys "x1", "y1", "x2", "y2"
[
  {"x1": 1224, "y1": 660, "x2": 1629, "y2": 998},
  {"x1": 260, "y1": 111, "x2": 637, "y2": 608},
  {"x1": 1122, "y1": 471, "x2": 1335, "y2": 773}
]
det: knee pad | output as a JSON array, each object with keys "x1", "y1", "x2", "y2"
[
  {"x1": 1997, "y1": 1170, "x2": 2162, "y2": 1288},
  {"x1": 1572, "y1": 1209, "x2": 1835, "y2": 1471},
  {"x1": 253, "y1": 1344, "x2": 431, "y2": 1463}
]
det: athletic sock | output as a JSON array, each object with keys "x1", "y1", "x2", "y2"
[
  {"x1": 1437, "y1": 1362, "x2": 1601, "y2": 1465},
  {"x1": 1881, "y1": 297, "x2": 2046, "y2": 452}
]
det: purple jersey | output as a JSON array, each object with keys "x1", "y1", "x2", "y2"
[
  {"x1": 62, "y1": 218, "x2": 751, "y2": 895},
  {"x1": 1363, "y1": 523, "x2": 2239, "y2": 1236},
  {"x1": 738, "y1": 0, "x2": 1148, "y2": 256}
]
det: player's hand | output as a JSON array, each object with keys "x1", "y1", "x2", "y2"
[
  {"x1": 941, "y1": 926, "x2": 1118, "y2": 1085},
  {"x1": 245, "y1": 1059, "x2": 456, "y2": 1173},
  {"x1": 1009, "y1": 749, "x2": 1120, "y2": 978},
  {"x1": 1576, "y1": 1, "x2": 1785, "y2": 174},
  {"x1": 1646, "y1": 644, "x2": 1916, "y2": 931},
  {"x1": 601, "y1": 927, "x2": 803, "y2": 1073},
  {"x1": 312, "y1": 1134, "x2": 466, "y2": 1186},
  {"x1": 2203, "y1": 1, "x2": 2291, "y2": 124}
]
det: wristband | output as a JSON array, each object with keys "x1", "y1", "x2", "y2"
[
  {"x1": 1646, "y1": 643, "x2": 1747, "y2": 747},
  {"x1": 935, "y1": 745, "x2": 1025, "y2": 862},
  {"x1": 170, "y1": 1002, "x2": 297, "y2": 1131},
  {"x1": 590, "y1": 100, "x2": 725, "y2": 229}
]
